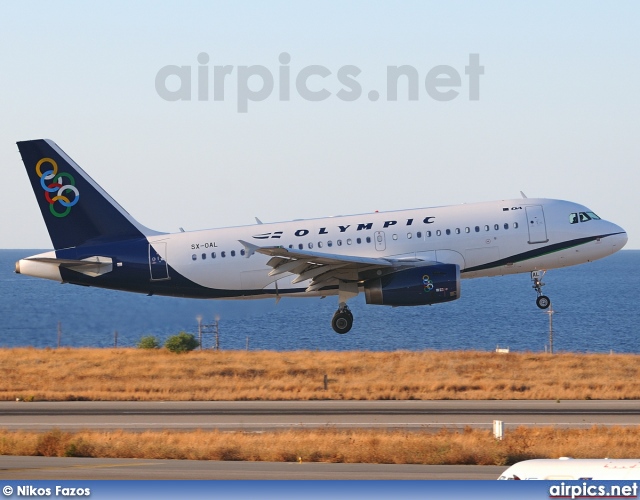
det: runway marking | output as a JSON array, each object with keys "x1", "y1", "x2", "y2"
[
  {"x1": 2, "y1": 462, "x2": 161, "y2": 472},
  {"x1": 2, "y1": 422, "x2": 639, "y2": 428}
]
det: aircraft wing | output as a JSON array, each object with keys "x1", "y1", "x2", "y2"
[{"x1": 239, "y1": 240, "x2": 429, "y2": 292}]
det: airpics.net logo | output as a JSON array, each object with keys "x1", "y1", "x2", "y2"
[{"x1": 155, "y1": 52, "x2": 484, "y2": 112}]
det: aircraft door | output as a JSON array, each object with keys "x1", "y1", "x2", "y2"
[
  {"x1": 525, "y1": 206, "x2": 549, "y2": 244},
  {"x1": 149, "y1": 242, "x2": 170, "y2": 280},
  {"x1": 374, "y1": 231, "x2": 386, "y2": 251}
]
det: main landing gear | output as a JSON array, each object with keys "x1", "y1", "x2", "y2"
[
  {"x1": 331, "y1": 282, "x2": 358, "y2": 334},
  {"x1": 531, "y1": 270, "x2": 551, "y2": 309},
  {"x1": 331, "y1": 303, "x2": 353, "y2": 334}
]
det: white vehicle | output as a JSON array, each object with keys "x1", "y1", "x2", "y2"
[
  {"x1": 16, "y1": 139, "x2": 628, "y2": 334},
  {"x1": 499, "y1": 458, "x2": 640, "y2": 480}
]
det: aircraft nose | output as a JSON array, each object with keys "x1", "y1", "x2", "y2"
[
  {"x1": 618, "y1": 230, "x2": 628, "y2": 249},
  {"x1": 609, "y1": 223, "x2": 628, "y2": 250}
]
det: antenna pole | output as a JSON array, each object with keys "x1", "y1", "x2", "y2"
[
  {"x1": 215, "y1": 318, "x2": 219, "y2": 351},
  {"x1": 547, "y1": 306, "x2": 554, "y2": 354}
]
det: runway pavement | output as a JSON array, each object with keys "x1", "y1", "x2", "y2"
[
  {"x1": 0, "y1": 400, "x2": 637, "y2": 479},
  {"x1": 0, "y1": 400, "x2": 638, "y2": 432},
  {"x1": 0, "y1": 456, "x2": 507, "y2": 480}
]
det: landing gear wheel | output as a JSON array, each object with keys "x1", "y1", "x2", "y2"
[
  {"x1": 531, "y1": 271, "x2": 551, "y2": 310},
  {"x1": 536, "y1": 295, "x2": 551, "y2": 310},
  {"x1": 331, "y1": 310, "x2": 353, "y2": 334}
]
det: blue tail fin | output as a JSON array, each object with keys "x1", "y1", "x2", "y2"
[{"x1": 17, "y1": 139, "x2": 161, "y2": 249}]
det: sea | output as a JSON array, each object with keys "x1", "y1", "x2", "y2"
[{"x1": 0, "y1": 249, "x2": 638, "y2": 353}]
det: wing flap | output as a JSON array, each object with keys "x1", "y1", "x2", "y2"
[
  {"x1": 238, "y1": 240, "x2": 433, "y2": 294},
  {"x1": 239, "y1": 242, "x2": 398, "y2": 267}
]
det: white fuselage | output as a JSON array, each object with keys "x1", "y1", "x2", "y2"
[
  {"x1": 140, "y1": 197, "x2": 626, "y2": 298},
  {"x1": 18, "y1": 197, "x2": 627, "y2": 301},
  {"x1": 499, "y1": 458, "x2": 640, "y2": 480}
]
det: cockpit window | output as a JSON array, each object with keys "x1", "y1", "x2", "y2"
[{"x1": 570, "y1": 211, "x2": 601, "y2": 224}]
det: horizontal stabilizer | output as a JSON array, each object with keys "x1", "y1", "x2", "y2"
[{"x1": 23, "y1": 256, "x2": 113, "y2": 277}]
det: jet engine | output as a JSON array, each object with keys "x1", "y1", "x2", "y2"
[{"x1": 364, "y1": 264, "x2": 460, "y2": 306}]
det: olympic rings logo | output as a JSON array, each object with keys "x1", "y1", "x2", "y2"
[
  {"x1": 36, "y1": 157, "x2": 80, "y2": 218},
  {"x1": 422, "y1": 274, "x2": 434, "y2": 292}
]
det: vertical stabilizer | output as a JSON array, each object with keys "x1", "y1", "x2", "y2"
[{"x1": 17, "y1": 139, "x2": 162, "y2": 249}]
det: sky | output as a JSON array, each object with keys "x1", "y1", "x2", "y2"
[{"x1": 2, "y1": 1, "x2": 639, "y2": 249}]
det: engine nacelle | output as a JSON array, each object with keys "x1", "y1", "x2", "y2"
[{"x1": 364, "y1": 264, "x2": 460, "y2": 306}]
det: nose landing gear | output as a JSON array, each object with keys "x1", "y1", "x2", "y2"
[{"x1": 531, "y1": 270, "x2": 551, "y2": 309}]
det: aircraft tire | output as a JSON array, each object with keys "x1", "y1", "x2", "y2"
[
  {"x1": 332, "y1": 311, "x2": 353, "y2": 334},
  {"x1": 536, "y1": 295, "x2": 551, "y2": 309}
]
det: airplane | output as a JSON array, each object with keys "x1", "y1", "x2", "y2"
[
  {"x1": 15, "y1": 139, "x2": 628, "y2": 334},
  {"x1": 498, "y1": 458, "x2": 640, "y2": 480}
]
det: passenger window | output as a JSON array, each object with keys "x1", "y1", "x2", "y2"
[
  {"x1": 504, "y1": 223, "x2": 508, "y2": 230},
  {"x1": 475, "y1": 226, "x2": 480, "y2": 232},
  {"x1": 484, "y1": 225, "x2": 490, "y2": 231},
  {"x1": 221, "y1": 251, "x2": 226, "y2": 258},
  {"x1": 455, "y1": 228, "x2": 460, "y2": 234},
  {"x1": 445, "y1": 229, "x2": 451, "y2": 235},
  {"x1": 231, "y1": 250, "x2": 236, "y2": 257},
  {"x1": 407, "y1": 233, "x2": 412, "y2": 239},
  {"x1": 357, "y1": 238, "x2": 361, "y2": 244},
  {"x1": 417, "y1": 231, "x2": 422, "y2": 238},
  {"x1": 240, "y1": 249, "x2": 246, "y2": 256},
  {"x1": 569, "y1": 213, "x2": 578, "y2": 224},
  {"x1": 192, "y1": 254, "x2": 197, "y2": 261},
  {"x1": 308, "y1": 242, "x2": 313, "y2": 249},
  {"x1": 211, "y1": 252, "x2": 216, "y2": 258},
  {"x1": 337, "y1": 240, "x2": 342, "y2": 246},
  {"x1": 366, "y1": 237, "x2": 372, "y2": 243},
  {"x1": 347, "y1": 239, "x2": 352, "y2": 245},
  {"x1": 327, "y1": 241, "x2": 333, "y2": 247},
  {"x1": 436, "y1": 230, "x2": 441, "y2": 236},
  {"x1": 465, "y1": 227, "x2": 470, "y2": 233},
  {"x1": 318, "y1": 242, "x2": 323, "y2": 248},
  {"x1": 298, "y1": 244, "x2": 303, "y2": 250},
  {"x1": 392, "y1": 234, "x2": 398, "y2": 240},
  {"x1": 426, "y1": 231, "x2": 432, "y2": 237},
  {"x1": 514, "y1": 222, "x2": 519, "y2": 229},
  {"x1": 494, "y1": 224, "x2": 499, "y2": 230},
  {"x1": 202, "y1": 253, "x2": 206, "y2": 260}
]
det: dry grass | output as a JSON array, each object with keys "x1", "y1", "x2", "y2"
[
  {"x1": 1, "y1": 348, "x2": 639, "y2": 401},
  {"x1": 2, "y1": 348, "x2": 639, "y2": 465},
  {"x1": 1, "y1": 426, "x2": 639, "y2": 465}
]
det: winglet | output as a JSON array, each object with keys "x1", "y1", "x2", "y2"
[
  {"x1": 238, "y1": 240, "x2": 259, "y2": 258},
  {"x1": 520, "y1": 191, "x2": 528, "y2": 199},
  {"x1": 255, "y1": 217, "x2": 263, "y2": 224}
]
